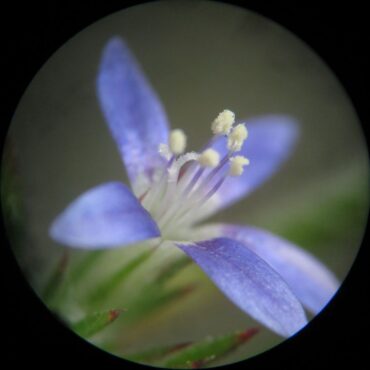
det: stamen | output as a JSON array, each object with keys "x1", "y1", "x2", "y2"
[
  {"x1": 154, "y1": 152, "x2": 199, "y2": 224},
  {"x1": 164, "y1": 170, "x2": 227, "y2": 232},
  {"x1": 141, "y1": 169, "x2": 168, "y2": 211},
  {"x1": 183, "y1": 167, "x2": 204, "y2": 196},
  {"x1": 180, "y1": 149, "x2": 221, "y2": 195},
  {"x1": 198, "y1": 148, "x2": 220, "y2": 168},
  {"x1": 177, "y1": 152, "x2": 226, "y2": 218},
  {"x1": 227, "y1": 124, "x2": 248, "y2": 152},
  {"x1": 211, "y1": 109, "x2": 235, "y2": 135},
  {"x1": 143, "y1": 143, "x2": 176, "y2": 210},
  {"x1": 170, "y1": 153, "x2": 247, "y2": 229},
  {"x1": 202, "y1": 176, "x2": 227, "y2": 203},
  {"x1": 143, "y1": 110, "x2": 250, "y2": 236},
  {"x1": 229, "y1": 155, "x2": 250, "y2": 176},
  {"x1": 168, "y1": 152, "x2": 200, "y2": 183},
  {"x1": 169, "y1": 129, "x2": 187, "y2": 155},
  {"x1": 201, "y1": 150, "x2": 230, "y2": 185}
]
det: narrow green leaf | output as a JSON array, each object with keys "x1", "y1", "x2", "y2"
[
  {"x1": 126, "y1": 342, "x2": 191, "y2": 362},
  {"x1": 124, "y1": 283, "x2": 196, "y2": 323},
  {"x1": 72, "y1": 309, "x2": 123, "y2": 338},
  {"x1": 153, "y1": 284, "x2": 196, "y2": 311},
  {"x1": 162, "y1": 328, "x2": 259, "y2": 368},
  {"x1": 42, "y1": 251, "x2": 69, "y2": 304},
  {"x1": 69, "y1": 250, "x2": 104, "y2": 283},
  {"x1": 155, "y1": 256, "x2": 192, "y2": 284},
  {"x1": 87, "y1": 248, "x2": 154, "y2": 305},
  {"x1": 279, "y1": 188, "x2": 367, "y2": 247},
  {"x1": 267, "y1": 177, "x2": 368, "y2": 253}
]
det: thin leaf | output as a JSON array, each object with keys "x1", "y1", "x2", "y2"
[
  {"x1": 42, "y1": 251, "x2": 69, "y2": 304},
  {"x1": 265, "y1": 175, "x2": 368, "y2": 254},
  {"x1": 126, "y1": 342, "x2": 192, "y2": 363},
  {"x1": 69, "y1": 250, "x2": 104, "y2": 283},
  {"x1": 154, "y1": 255, "x2": 193, "y2": 284},
  {"x1": 87, "y1": 247, "x2": 154, "y2": 305},
  {"x1": 281, "y1": 188, "x2": 367, "y2": 247},
  {"x1": 72, "y1": 309, "x2": 123, "y2": 338},
  {"x1": 124, "y1": 283, "x2": 196, "y2": 323},
  {"x1": 162, "y1": 328, "x2": 259, "y2": 368}
]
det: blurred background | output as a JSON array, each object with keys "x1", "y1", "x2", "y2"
[{"x1": 1, "y1": 0, "x2": 369, "y2": 367}]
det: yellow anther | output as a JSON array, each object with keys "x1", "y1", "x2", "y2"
[
  {"x1": 229, "y1": 155, "x2": 250, "y2": 176},
  {"x1": 169, "y1": 129, "x2": 187, "y2": 155},
  {"x1": 227, "y1": 124, "x2": 248, "y2": 152},
  {"x1": 198, "y1": 148, "x2": 220, "y2": 168},
  {"x1": 211, "y1": 109, "x2": 235, "y2": 135}
]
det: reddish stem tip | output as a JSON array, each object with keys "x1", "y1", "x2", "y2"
[
  {"x1": 237, "y1": 327, "x2": 259, "y2": 344},
  {"x1": 108, "y1": 309, "x2": 124, "y2": 321}
]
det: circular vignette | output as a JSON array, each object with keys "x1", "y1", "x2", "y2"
[{"x1": 1, "y1": 1, "x2": 369, "y2": 369}]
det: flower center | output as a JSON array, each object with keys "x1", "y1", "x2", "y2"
[{"x1": 140, "y1": 109, "x2": 249, "y2": 237}]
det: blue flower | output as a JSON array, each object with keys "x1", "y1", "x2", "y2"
[{"x1": 50, "y1": 37, "x2": 339, "y2": 338}]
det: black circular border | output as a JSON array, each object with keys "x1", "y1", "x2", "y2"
[{"x1": 1, "y1": 1, "x2": 369, "y2": 369}]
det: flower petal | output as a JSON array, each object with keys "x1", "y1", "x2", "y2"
[
  {"x1": 210, "y1": 115, "x2": 299, "y2": 211},
  {"x1": 177, "y1": 237, "x2": 307, "y2": 337},
  {"x1": 50, "y1": 182, "x2": 160, "y2": 249},
  {"x1": 97, "y1": 37, "x2": 169, "y2": 188},
  {"x1": 202, "y1": 224, "x2": 340, "y2": 314}
]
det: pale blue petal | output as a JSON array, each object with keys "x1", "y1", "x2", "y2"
[
  {"x1": 97, "y1": 37, "x2": 169, "y2": 186},
  {"x1": 177, "y1": 237, "x2": 307, "y2": 337},
  {"x1": 50, "y1": 182, "x2": 160, "y2": 249},
  {"x1": 211, "y1": 224, "x2": 340, "y2": 314},
  {"x1": 210, "y1": 115, "x2": 298, "y2": 211}
]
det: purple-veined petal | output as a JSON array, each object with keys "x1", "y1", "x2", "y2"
[
  {"x1": 209, "y1": 115, "x2": 299, "y2": 211},
  {"x1": 50, "y1": 182, "x2": 160, "y2": 249},
  {"x1": 97, "y1": 37, "x2": 169, "y2": 187},
  {"x1": 177, "y1": 237, "x2": 307, "y2": 337},
  {"x1": 201, "y1": 224, "x2": 340, "y2": 314}
]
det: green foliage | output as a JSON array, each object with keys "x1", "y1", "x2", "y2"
[
  {"x1": 123, "y1": 283, "x2": 196, "y2": 323},
  {"x1": 126, "y1": 342, "x2": 191, "y2": 363},
  {"x1": 42, "y1": 251, "x2": 69, "y2": 305},
  {"x1": 86, "y1": 248, "x2": 155, "y2": 305},
  {"x1": 71, "y1": 309, "x2": 123, "y2": 338},
  {"x1": 279, "y1": 186, "x2": 367, "y2": 249},
  {"x1": 30, "y1": 168, "x2": 369, "y2": 366},
  {"x1": 126, "y1": 328, "x2": 259, "y2": 368},
  {"x1": 69, "y1": 251, "x2": 104, "y2": 283},
  {"x1": 113, "y1": 254, "x2": 194, "y2": 323},
  {"x1": 262, "y1": 175, "x2": 368, "y2": 263},
  {"x1": 155, "y1": 255, "x2": 192, "y2": 284}
]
